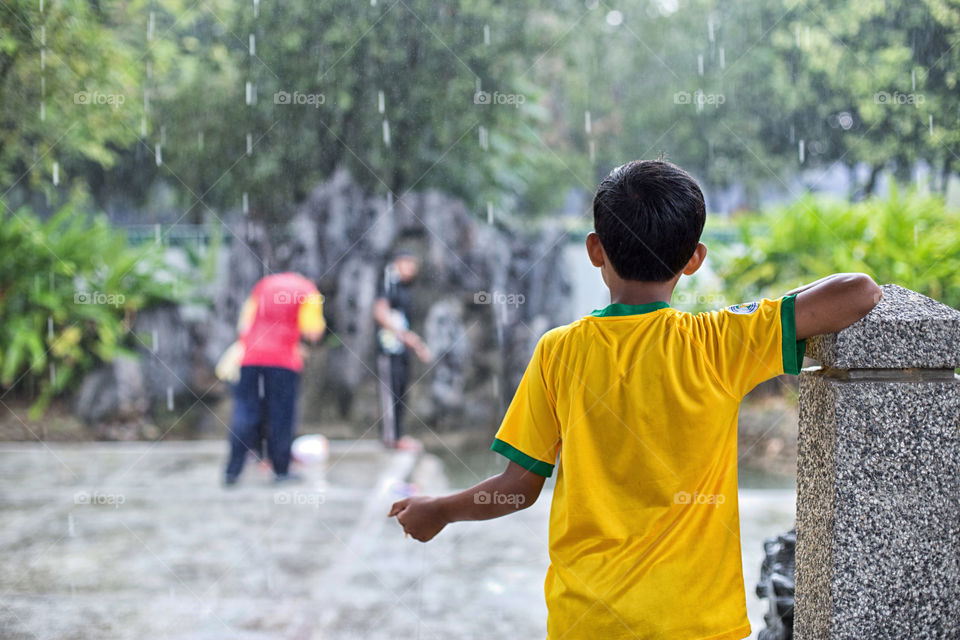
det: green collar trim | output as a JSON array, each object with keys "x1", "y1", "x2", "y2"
[{"x1": 589, "y1": 301, "x2": 670, "y2": 317}]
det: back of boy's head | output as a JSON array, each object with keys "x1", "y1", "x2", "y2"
[{"x1": 592, "y1": 160, "x2": 706, "y2": 282}]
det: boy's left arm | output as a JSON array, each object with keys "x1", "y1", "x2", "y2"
[{"x1": 388, "y1": 461, "x2": 546, "y2": 542}]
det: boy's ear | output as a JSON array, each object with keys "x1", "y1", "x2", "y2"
[
  {"x1": 585, "y1": 232, "x2": 605, "y2": 268},
  {"x1": 681, "y1": 242, "x2": 707, "y2": 276}
]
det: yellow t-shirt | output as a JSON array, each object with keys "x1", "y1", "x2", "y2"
[{"x1": 491, "y1": 296, "x2": 805, "y2": 640}]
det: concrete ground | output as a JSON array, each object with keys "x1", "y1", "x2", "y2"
[{"x1": 0, "y1": 441, "x2": 794, "y2": 639}]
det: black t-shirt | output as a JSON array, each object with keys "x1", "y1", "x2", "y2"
[{"x1": 377, "y1": 269, "x2": 412, "y2": 355}]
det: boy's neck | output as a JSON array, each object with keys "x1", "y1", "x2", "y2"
[{"x1": 607, "y1": 279, "x2": 676, "y2": 307}]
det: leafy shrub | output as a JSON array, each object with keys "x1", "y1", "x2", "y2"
[
  {"x1": 715, "y1": 188, "x2": 960, "y2": 309},
  {"x1": 0, "y1": 202, "x2": 179, "y2": 416}
]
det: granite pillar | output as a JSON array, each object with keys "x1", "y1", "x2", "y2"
[{"x1": 795, "y1": 284, "x2": 960, "y2": 640}]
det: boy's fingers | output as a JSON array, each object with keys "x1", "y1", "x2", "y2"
[{"x1": 387, "y1": 499, "x2": 408, "y2": 517}]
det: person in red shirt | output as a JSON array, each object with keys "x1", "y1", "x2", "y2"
[{"x1": 224, "y1": 272, "x2": 325, "y2": 485}]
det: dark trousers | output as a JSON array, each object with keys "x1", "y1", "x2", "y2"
[
  {"x1": 377, "y1": 353, "x2": 409, "y2": 446},
  {"x1": 225, "y1": 365, "x2": 300, "y2": 479}
]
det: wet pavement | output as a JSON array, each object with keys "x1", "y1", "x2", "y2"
[{"x1": 0, "y1": 441, "x2": 794, "y2": 639}]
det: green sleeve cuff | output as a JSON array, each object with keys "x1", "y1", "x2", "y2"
[
  {"x1": 491, "y1": 438, "x2": 555, "y2": 478},
  {"x1": 780, "y1": 294, "x2": 806, "y2": 375}
]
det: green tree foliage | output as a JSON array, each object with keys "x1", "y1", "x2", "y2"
[
  {"x1": 2, "y1": 0, "x2": 960, "y2": 213},
  {"x1": 0, "y1": 0, "x2": 147, "y2": 199},
  {"x1": 0, "y1": 201, "x2": 178, "y2": 415},
  {"x1": 717, "y1": 189, "x2": 960, "y2": 309}
]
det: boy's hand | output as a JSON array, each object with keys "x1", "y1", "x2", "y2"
[{"x1": 389, "y1": 496, "x2": 447, "y2": 542}]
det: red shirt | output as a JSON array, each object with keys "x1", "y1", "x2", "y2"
[{"x1": 239, "y1": 273, "x2": 323, "y2": 372}]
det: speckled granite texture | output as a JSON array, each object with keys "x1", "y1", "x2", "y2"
[
  {"x1": 806, "y1": 284, "x2": 960, "y2": 369},
  {"x1": 796, "y1": 284, "x2": 960, "y2": 640}
]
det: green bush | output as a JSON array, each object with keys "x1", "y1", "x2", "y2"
[
  {"x1": 716, "y1": 188, "x2": 960, "y2": 309},
  {"x1": 0, "y1": 202, "x2": 179, "y2": 416}
]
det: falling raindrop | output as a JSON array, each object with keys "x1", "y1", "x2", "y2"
[
  {"x1": 258, "y1": 374, "x2": 265, "y2": 399},
  {"x1": 589, "y1": 140, "x2": 596, "y2": 163},
  {"x1": 911, "y1": 69, "x2": 916, "y2": 91},
  {"x1": 152, "y1": 329, "x2": 159, "y2": 353},
  {"x1": 804, "y1": 26, "x2": 810, "y2": 47},
  {"x1": 166, "y1": 386, "x2": 174, "y2": 411},
  {"x1": 148, "y1": 11, "x2": 155, "y2": 41},
  {"x1": 584, "y1": 110, "x2": 592, "y2": 134},
  {"x1": 719, "y1": 47, "x2": 725, "y2": 68},
  {"x1": 155, "y1": 143, "x2": 162, "y2": 166},
  {"x1": 929, "y1": 114, "x2": 933, "y2": 136},
  {"x1": 253, "y1": 0, "x2": 260, "y2": 18},
  {"x1": 242, "y1": 192, "x2": 249, "y2": 214},
  {"x1": 40, "y1": 0, "x2": 43, "y2": 12},
  {"x1": 155, "y1": 223, "x2": 161, "y2": 244},
  {"x1": 487, "y1": 202, "x2": 494, "y2": 225},
  {"x1": 378, "y1": 90, "x2": 385, "y2": 114},
  {"x1": 68, "y1": 514, "x2": 75, "y2": 537},
  {"x1": 249, "y1": 34, "x2": 256, "y2": 56},
  {"x1": 40, "y1": 101, "x2": 45, "y2": 121},
  {"x1": 141, "y1": 117, "x2": 147, "y2": 136},
  {"x1": 798, "y1": 139, "x2": 805, "y2": 164},
  {"x1": 789, "y1": 125, "x2": 795, "y2": 144},
  {"x1": 478, "y1": 125, "x2": 489, "y2": 151},
  {"x1": 382, "y1": 120, "x2": 391, "y2": 147},
  {"x1": 246, "y1": 81, "x2": 254, "y2": 105},
  {"x1": 197, "y1": 131, "x2": 204, "y2": 151},
  {"x1": 795, "y1": 25, "x2": 801, "y2": 48},
  {"x1": 40, "y1": 48, "x2": 45, "y2": 71},
  {"x1": 483, "y1": 24, "x2": 490, "y2": 45},
  {"x1": 386, "y1": 191, "x2": 393, "y2": 214},
  {"x1": 697, "y1": 54, "x2": 704, "y2": 76},
  {"x1": 707, "y1": 15, "x2": 714, "y2": 42},
  {"x1": 52, "y1": 161, "x2": 59, "y2": 186},
  {"x1": 48, "y1": 316, "x2": 54, "y2": 339},
  {"x1": 246, "y1": 133, "x2": 253, "y2": 156}
]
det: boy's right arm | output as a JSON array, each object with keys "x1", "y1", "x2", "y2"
[
  {"x1": 388, "y1": 461, "x2": 546, "y2": 542},
  {"x1": 789, "y1": 273, "x2": 882, "y2": 340}
]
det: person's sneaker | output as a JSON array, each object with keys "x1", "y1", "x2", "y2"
[
  {"x1": 223, "y1": 475, "x2": 239, "y2": 488},
  {"x1": 395, "y1": 436, "x2": 423, "y2": 452},
  {"x1": 274, "y1": 472, "x2": 303, "y2": 485}
]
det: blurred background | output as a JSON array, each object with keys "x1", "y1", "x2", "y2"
[{"x1": 1, "y1": 0, "x2": 959, "y2": 638}]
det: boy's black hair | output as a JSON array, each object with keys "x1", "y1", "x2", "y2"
[{"x1": 592, "y1": 160, "x2": 706, "y2": 282}]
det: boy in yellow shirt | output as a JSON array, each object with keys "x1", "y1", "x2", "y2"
[{"x1": 388, "y1": 160, "x2": 881, "y2": 639}]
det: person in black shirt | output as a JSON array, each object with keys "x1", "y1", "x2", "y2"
[{"x1": 373, "y1": 251, "x2": 432, "y2": 448}]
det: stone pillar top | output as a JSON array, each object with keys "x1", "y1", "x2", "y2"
[{"x1": 805, "y1": 284, "x2": 960, "y2": 370}]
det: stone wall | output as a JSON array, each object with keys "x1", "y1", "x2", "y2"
[
  {"x1": 76, "y1": 170, "x2": 573, "y2": 437},
  {"x1": 794, "y1": 285, "x2": 960, "y2": 639}
]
